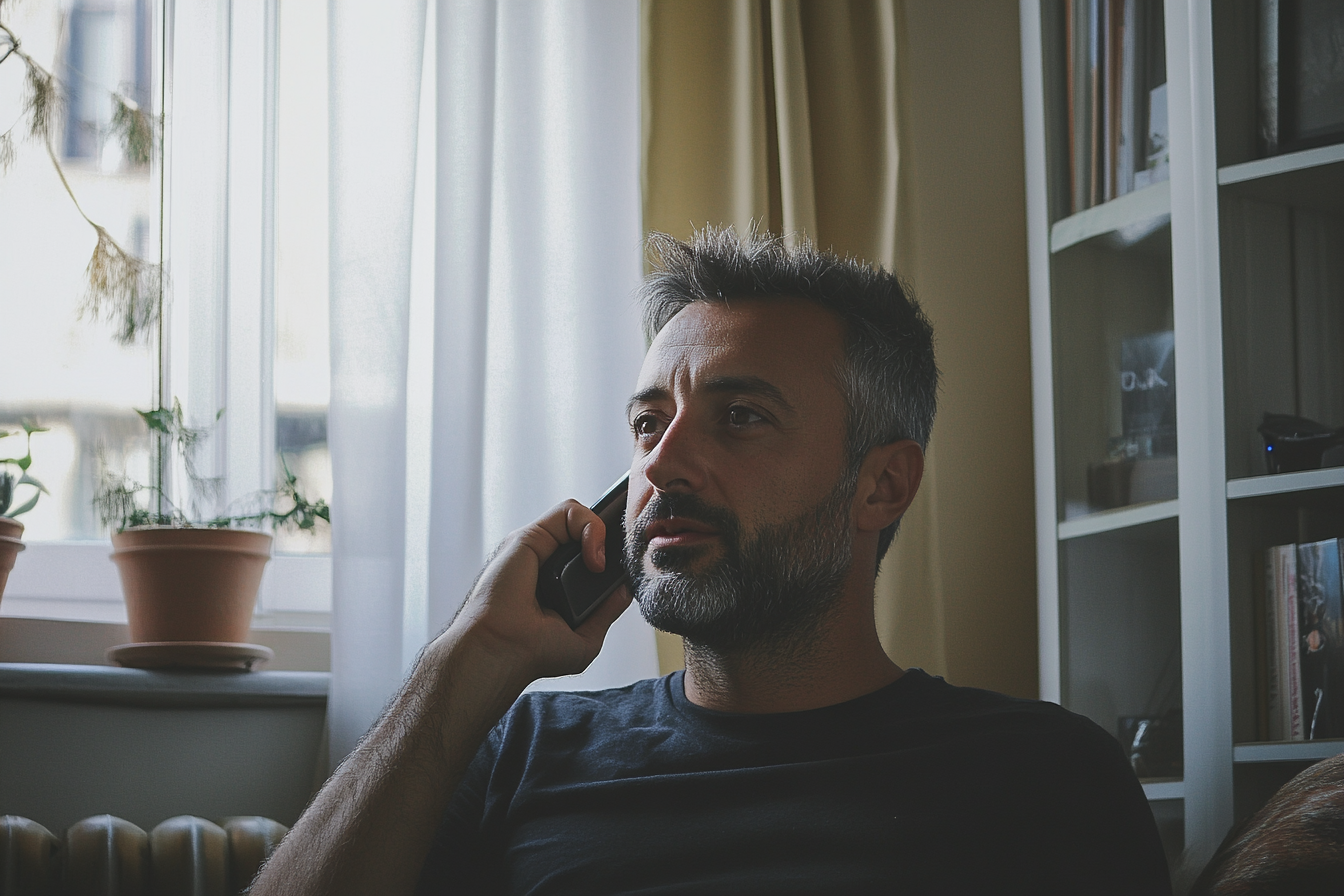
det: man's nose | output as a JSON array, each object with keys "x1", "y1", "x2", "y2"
[{"x1": 641, "y1": 413, "x2": 706, "y2": 494}]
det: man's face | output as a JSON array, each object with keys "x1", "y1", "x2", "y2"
[{"x1": 623, "y1": 298, "x2": 856, "y2": 649}]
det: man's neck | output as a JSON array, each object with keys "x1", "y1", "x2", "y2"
[{"x1": 680, "y1": 610, "x2": 903, "y2": 714}]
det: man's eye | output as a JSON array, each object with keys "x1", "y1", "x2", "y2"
[
  {"x1": 632, "y1": 414, "x2": 662, "y2": 437},
  {"x1": 726, "y1": 406, "x2": 764, "y2": 427}
]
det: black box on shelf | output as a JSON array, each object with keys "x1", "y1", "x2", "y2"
[{"x1": 1258, "y1": 413, "x2": 1344, "y2": 474}]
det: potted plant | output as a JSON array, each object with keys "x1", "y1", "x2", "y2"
[
  {"x1": 0, "y1": 421, "x2": 49, "y2": 606},
  {"x1": 94, "y1": 402, "x2": 328, "y2": 652}
]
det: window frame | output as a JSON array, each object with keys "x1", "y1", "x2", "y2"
[{"x1": 2, "y1": 0, "x2": 332, "y2": 631}]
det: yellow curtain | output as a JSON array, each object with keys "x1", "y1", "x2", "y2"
[{"x1": 641, "y1": 0, "x2": 951, "y2": 682}]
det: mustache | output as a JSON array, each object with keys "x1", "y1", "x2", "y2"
[{"x1": 630, "y1": 492, "x2": 740, "y2": 551}]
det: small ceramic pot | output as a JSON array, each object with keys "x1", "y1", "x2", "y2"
[
  {"x1": 110, "y1": 527, "x2": 272, "y2": 644},
  {"x1": 0, "y1": 516, "x2": 25, "y2": 608}
]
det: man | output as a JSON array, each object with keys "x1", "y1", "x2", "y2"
[{"x1": 253, "y1": 228, "x2": 1170, "y2": 895}]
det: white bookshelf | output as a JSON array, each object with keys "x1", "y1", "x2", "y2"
[
  {"x1": 1022, "y1": 0, "x2": 1344, "y2": 888},
  {"x1": 1226, "y1": 467, "x2": 1344, "y2": 500},
  {"x1": 1218, "y1": 142, "x2": 1344, "y2": 185},
  {"x1": 1233, "y1": 740, "x2": 1344, "y2": 764},
  {"x1": 1058, "y1": 499, "x2": 1180, "y2": 541},
  {"x1": 1143, "y1": 779, "x2": 1186, "y2": 801},
  {"x1": 1049, "y1": 180, "x2": 1172, "y2": 252}
]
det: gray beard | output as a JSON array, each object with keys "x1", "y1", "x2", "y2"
[{"x1": 626, "y1": 479, "x2": 855, "y2": 652}]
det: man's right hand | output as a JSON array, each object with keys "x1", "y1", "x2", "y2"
[
  {"x1": 249, "y1": 498, "x2": 634, "y2": 896},
  {"x1": 445, "y1": 497, "x2": 634, "y2": 688}
]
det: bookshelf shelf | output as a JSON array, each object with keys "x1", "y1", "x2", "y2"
[
  {"x1": 1217, "y1": 144, "x2": 1344, "y2": 211},
  {"x1": 1049, "y1": 180, "x2": 1171, "y2": 253},
  {"x1": 1226, "y1": 468, "x2": 1344, "y2": 500},
  {"x1": 1142, "y1": 779, "x2": 1185, "y2": 801},
  {"x1": 1233, "y1": 740, "x2": 1344, "y2": 764},
  {"x1": 1058, "y1": 499, "x2": 1179, "y2": 541}
]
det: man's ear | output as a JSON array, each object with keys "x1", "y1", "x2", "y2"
[{"x1": 852, "y1": 440, "x2": 925, "y2": 534}]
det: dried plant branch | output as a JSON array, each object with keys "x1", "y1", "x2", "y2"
[
  {"x1": 110, "y1": 94, "x2": 154, "y2": 166},
  {"x1": 0, "y1": 17, "x2": 163, "y2": 344},
  {"x1": 22, "y1": 54, "x2": 57, "y2": 142},
  {"x1": 81, "y1": 225, "x2": 162, "y2": 345}
]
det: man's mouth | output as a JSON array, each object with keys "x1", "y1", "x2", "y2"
[{"x1": 643, "y1": 517, "x2": 718, "y2": 550}]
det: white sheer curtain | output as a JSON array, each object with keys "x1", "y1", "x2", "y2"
[{"x1": 328, "y1": 0, "x2": 658, "y2": 764}]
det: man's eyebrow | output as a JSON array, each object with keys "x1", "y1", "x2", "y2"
[
  {"x1": 703, "y1": 375, "x2": 795, "y2": 412},
  {"x1": 625, "y1": 377, "x2": 795, "y2": 417},
  {"x1": 626, "y1": 387, "x2": 669, "y2": 419}
]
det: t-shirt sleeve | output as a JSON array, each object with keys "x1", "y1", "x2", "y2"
[
  {"x1": 1043, "y1": 717, "x2": 1173, "y2": 896},
  {"x1": 412, "y1": 728, "x2": 505, "y2": 896}
]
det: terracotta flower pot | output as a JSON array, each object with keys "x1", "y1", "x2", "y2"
[
  {"x1": 0, "y1": 516, "x2": 24, "y2": 607},
  {"x1": 110, "y1": 527, "x2": 273, "y2": 644}
]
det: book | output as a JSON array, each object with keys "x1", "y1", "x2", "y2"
[
  {"x1": 1259, "y1": 0, "x2": 1344, "y2": 156},
  {"x1": 1297, "y1": 538, "x2": 1344, "y2": 740},
  {"x1": 1265, "y1": 544, "x2": 1301, "y2": 740},
  {"x1": 1117, "y1": 0, "x2": 1138, "y2": 197},
  {"x1": 1132, "y1": 1, "x2": 1169, "y2": 190},
  {"x1": 1063, "y1": 0, "x2": 1165, "y2": 212}
]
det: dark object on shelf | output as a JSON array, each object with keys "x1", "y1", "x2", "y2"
[
  {"x1": 1259, "y1": 0, "x2": 1344, "y2": 156},
  {"x1": 1088, "y1": 457, "x2": 1134, "y2": 509},
  {"x1": 1118, "y1": 709, "x2": 1182, "y2": 779},
  {"x1": 1187, "y1": 752, "x2": 1344, "y2": 896},
  {"x1": 1087, "y1": 454, "x2": 1178, "y2": 510},
  {"x1": 1258, "y1": 413, "x2": 1344, "y2": 474}
]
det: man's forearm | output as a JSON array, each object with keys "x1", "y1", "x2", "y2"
[{"x1": 249, "y1": 630, "x2": 529, "y2": 896}]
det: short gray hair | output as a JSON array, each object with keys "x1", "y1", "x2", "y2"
[{"x1": 640, "y1": 227, "x2": 938, "y2": 563}]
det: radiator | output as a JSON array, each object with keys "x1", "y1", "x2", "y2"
[{"x1": 0, "y1": 814, "x2": 287, "y2": 896}]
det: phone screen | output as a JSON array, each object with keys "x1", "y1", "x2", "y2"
[{"x1": 535, "y1": 475, "x2": 629, "y2": 628}]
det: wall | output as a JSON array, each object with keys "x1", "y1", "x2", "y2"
[{"x1": 878, "y1": 0, "x2": 1038, "y2": 698}]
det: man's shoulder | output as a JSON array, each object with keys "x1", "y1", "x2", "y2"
[
  {"x1": 880, "y1": 669, "x2": 1131, "y2": 773},
  {"x1": 876, "y1": 668, "x2": 1106, "y2": 732}
]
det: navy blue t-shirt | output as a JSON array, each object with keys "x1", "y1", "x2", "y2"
[{"x1": 415, "y1": 669, "x2": 1170, "y2": 895}]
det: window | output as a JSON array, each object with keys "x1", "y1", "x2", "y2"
[{"x1": 0, "y1": 0, "x2": 332, "y2": 626}]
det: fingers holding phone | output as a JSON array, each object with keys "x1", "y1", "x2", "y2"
[{"x1": 445, "y1": 479, "x2": 631, "y2": 684}]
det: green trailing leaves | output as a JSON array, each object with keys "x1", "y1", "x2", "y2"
[
  {"x1": 94, "y1": 403, "x2": 331, "y2": 535},
  {"x1": 136, "y1": 406, "x2": 175, "y2": 434},
  {"x1": 0, "y1": 420, "x2": 47, "y2": 518}
]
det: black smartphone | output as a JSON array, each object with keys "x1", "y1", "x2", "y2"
[{"x1": 535, "y1": 475, "x2": 629, "y2": 628}]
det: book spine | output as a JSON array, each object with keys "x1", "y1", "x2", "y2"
[
  {"x1": 1259, "y1": 546, "x2": 1277, "y2": 740},
  {"x1": 1118, "y1": 0, "x2": 1137, "y2": 197},
  {"x1": 1089, "y1": 0, "x2": 1102, "y2": 208},
  {"x1": 1067, "y1": 0, "x2": 1077, "y2": 213},
  {"x1": 1283, "y1": 546, "x2": 1303, "y2": 739},
  {"x1": 1259, "y1": 0, "x2": 1279, "y2": 155},
  {"x1": 1102, "y1": 0, "x2": 1115, "y2": 202}
]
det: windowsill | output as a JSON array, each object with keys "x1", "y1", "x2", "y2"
[
  {"x1": 0, "y1": 662, "x2": 329, "y2": 708},
  {"x1": 0, "y1": 617, "x2": 331, "y2": 672}
]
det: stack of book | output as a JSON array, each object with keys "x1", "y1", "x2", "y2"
[
  {"x1": 1259, "y1": 538, "x2": 1344, "y2": 742},
  {"x1": 1064, "y1": 0, "x2": 1169, "y2": 214}
]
